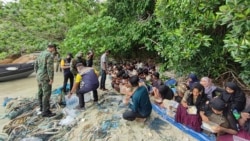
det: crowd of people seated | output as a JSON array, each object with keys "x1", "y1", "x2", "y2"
[{"x1": 106, "y1": 60, "x2": 250, "y2": 141}]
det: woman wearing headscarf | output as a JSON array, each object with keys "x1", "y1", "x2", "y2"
[
  {"x1": 186, "y1": 73, "x2": 199, "y2": 89},
  {"x1": 218, "y1": 82, "x2": 246, "y2": 112},
  {"x1": 200, "y1": 77, "x2": 224, "y2": 100}
]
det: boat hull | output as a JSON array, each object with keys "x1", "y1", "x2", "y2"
[{"x1": 0, "y1": 63, "x2": 34, "y2": 82}]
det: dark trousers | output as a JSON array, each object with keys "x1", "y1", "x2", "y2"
[
  {"x1": 123, "y1": 110, "x2": 146, "y2": 121},
  {"x1": 78, "y1": 90, "x2": 98, "y2": 108},
  {"x1": 100, "y1": 69, "x2": 106, "y2": 89},
  {"x1": 63, "y1": 72, "x2": 74, "y2": 92}
]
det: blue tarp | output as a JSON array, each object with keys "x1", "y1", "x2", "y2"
[
  {"x1": 52, "y1": 84, "x2": 70, "y2": 95},
  {"x1": 152, "y1": 104, "x2": 216, "y2": 141}
]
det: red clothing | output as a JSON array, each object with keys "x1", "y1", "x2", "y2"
[{"x1": 218, "y1": 130, "x2": 250, "y2": 141}]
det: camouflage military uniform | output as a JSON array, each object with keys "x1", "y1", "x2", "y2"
[{"x1": 34, "y1": 50, "x2": 54, "y2": 114}]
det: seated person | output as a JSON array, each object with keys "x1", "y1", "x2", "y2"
[
  {"x1": 186, "y1": 73, "x2": 199, "y2": 89},
  {"x1": 200, "y1": 98, "x2": 238, "y2": 137},
  {"x1": 152, "y1": 85, "x2": 174, "y2": 107},
  {"x1": 151, "y1": 72, "x2": 163, "y2": 89},
  {"x1": 217, "y1": 106, "x2": 250, "y2": 141},
  {"x1": 152, "y1": 85, "x2": 179, "y2": 118},
  {"x1": 122, "y1": 75, "x2": 152, "y2": 121},
  {"x1": 200, "y1": 77, "x2": 224, "y2": 100},
  {"x1": 112, "y1": 70, "x2": 125, "y2": 92},
  {"x1": 119, "y1": 73, "x2": 130, "y2": 94},
  {"x1": 175, "y1": 82, "x2": 208, "y2": 132},
  {"x1": 174, "y1": 83, "x2": 189, "y2": 103},
  {"x1": 218, "y1": 82, "x2": 246, "y2": 112}
]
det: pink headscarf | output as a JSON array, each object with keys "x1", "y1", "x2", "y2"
[{"x1": 200, "y1": 77, "x2": 216, "y2": 99}]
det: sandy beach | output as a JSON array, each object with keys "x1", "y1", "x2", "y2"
[
  {"x1": 0, "y1": 71, "x2": 64, "y2": 132},
  {"x1": 0, "y1": 69, "x2": 196, "y2": 141}
]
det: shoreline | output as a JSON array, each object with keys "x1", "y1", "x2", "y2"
[{"x1": 0, "y1": 71, "x2": 65, "y2": 132}]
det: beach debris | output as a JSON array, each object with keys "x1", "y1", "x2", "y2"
[
  {"x1": 1, "y1": 92, "x2": 195, "y2": 141},
  {"x1": 2, "y1": 97, "x2": 13, "y2": 107}
]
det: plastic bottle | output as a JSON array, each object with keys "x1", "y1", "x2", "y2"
[
  {"x1": 232, "y1": 109, "x2": 241, "y2": 120},
  {"x1": 65, "y1": 95, "x2": 79, "y2": 109}
]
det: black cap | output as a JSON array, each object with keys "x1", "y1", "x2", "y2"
[
  {"x1": 48, "y1": 44, "x2": 57, "y2": 51},
  {"x1": 210, "y1": 98, "x2": 226, "y2": 111}
]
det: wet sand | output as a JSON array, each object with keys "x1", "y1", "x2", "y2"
[{"x1": 0, "y1": 71, "x2": 64, "y2": 132}]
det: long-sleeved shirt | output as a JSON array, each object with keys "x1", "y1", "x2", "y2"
[
  {"x1": 129, "y1": 86, "x2": 152, "y2": 117},
  {"x1": 34, "y1": 50, "x2": 54, "y2": 82}
]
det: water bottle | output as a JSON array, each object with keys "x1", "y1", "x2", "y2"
[
  {"x1": 65, "y1": 95, "x2": 79, "y2": 109},
  {"x1": 232, "y1": 109, "x2": 240, "y2": 120}
]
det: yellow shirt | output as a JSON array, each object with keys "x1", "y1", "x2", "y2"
[
  {"x1": 60, "y1": 59, "x2": 65, "y2": 67},
  {"x1": 75, "y1": 74, "x2": 82, "y2": 83}
]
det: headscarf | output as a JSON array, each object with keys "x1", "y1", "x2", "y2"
[
  {"x1": 201, "y1": 77, "x2": 216, "y2": 99},
  {"x1": 223, "y1": 82, "x2": 246, "y2": 111},
  {"x1": 225, "y1": 82, "x2": 241, "y2": 94},
  {"x1": 188, "y1": 73, "x2": 199, "y2": 88}
]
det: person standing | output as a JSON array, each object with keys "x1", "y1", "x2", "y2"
[
  {"x1": 54, "y1": 52, "x2": 62, "y2": 72},
  {"x1": 100, "y1": 50, "x2": 110, "y2": 91},
  {"x1": 86, "y1": 50, "x2": 94, "y2": 67},
  {"x1": 34, "y1": 44, "x2": 57, "y2": 117},
  {"x1": 60, "y1": 53, "x2": 74, "y2": 97}
]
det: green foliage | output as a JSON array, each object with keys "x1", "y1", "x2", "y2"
[
  {"x1": 0, "y1": 0, "x2": 101, "y2": 59},
  {"x1": 1, "y1": 0, "x2": 250, "y2": 87},
  {"x1": 154, "y1": 0, "x2": 250, "y2": 86},
  {"x1": 63, "y1": 16, "x2": 119, "y2": 56},
  {"x1": 63, "y1": 0, "x2": 158, "y2": 61},
  {"x1": 217, "y1": 0, "x2": 250, "y2": 84}
]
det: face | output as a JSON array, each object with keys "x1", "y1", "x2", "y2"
[
  {"x1": 212, "y1": 107, "x2": 223, "y2": 115},
  {"x1": 200, "y1": 78, "x2": 208, "y2": 87},
  {"x1": 226, "y1": 87, "x2": 234, "y2": 94},
  {"x1": 153, "y1": 87, "x2": 161, "y2": 98},
  {"x1": 76, "y1": 66, "x2": 82, "y2": 72},
  {"x1": 48, "y1": 47, "x2": 56, "y2": 53},
  {"x1": 192, "y1": 88, "x2": 200, "y2": 97}
]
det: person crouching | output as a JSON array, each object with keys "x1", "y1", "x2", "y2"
[
  {"x1": 122, "y1": 75, "x2": 152, "y2": 121},
  {"x1": 75, "y1": 63, "x2": 99, "y2": 110}
]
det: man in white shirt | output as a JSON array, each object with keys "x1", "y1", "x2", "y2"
[{"x1": 100, "y1": 50, "x2": 110, "y2": 91}]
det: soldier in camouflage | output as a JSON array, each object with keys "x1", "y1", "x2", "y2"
[{"x1": 34, "y1": 44, "x2": 57, "y2": 117}]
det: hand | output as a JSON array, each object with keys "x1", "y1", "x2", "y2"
[
  {"x1": 49, "y1": 80, "x2": 53, "y2": 85},
  {"x1": 201, "y1": 115, "x2": 209, "y2": 122},
  {"x1": 211, "y1": 125, "x2": 221, "y2": 133},
  {"x1": 182, "y1": 102, "x2": 188, "y2": 108},
  {"x1": 68, "y1": 92, "x2": 72, "y2": 98},
  {"x1": 241, "y1": 112, "x2": 250, "y2": 120}
]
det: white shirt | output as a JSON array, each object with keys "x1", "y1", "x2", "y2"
[{"x1": 100, "y1": 53, "x2": 107, "y2": 70}]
